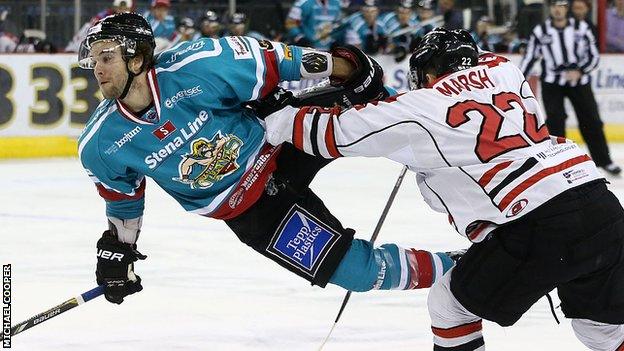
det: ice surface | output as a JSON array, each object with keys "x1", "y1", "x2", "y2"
[{"x1": 3, "y1": 147, "x2": 624, "y2": 350}]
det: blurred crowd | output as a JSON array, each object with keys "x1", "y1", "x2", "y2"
[{"x1": 0, "y1": 0, "x2": 624, "y2": 57}]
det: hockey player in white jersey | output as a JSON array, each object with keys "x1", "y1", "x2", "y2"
[{"x1": 261, "y1": 28, "x2": 624, "y2": 350}]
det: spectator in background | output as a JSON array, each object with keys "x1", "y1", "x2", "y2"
[
  {"x1": 225, "y1": 12, "x2": 267, "y2": 41},
  {"x1": 144, "y1": 0, "x2": 176, "y2": 50},
  {"x1": 571, "y1": 0, "x2": 598, "y2": 42},
  {"x1": 415, "y1": 0, "x2": 439, "y2": 36},
  {"x1": 285, "y1": 0, "x2": 342, "y2": 50},
  {"x1": 439, "y1": 0, "x2": 463, "y2": 30},
  {"x1": 346, "y1": 0, "x2": 387, "y2": 54},
  {"x1": 607, "y1": 0, "x2": 624, "y2": 52},
  {"x1": 168, "y1": 17, "x2": 195, "y2": 47},
  {"x1": 494, "y1": 23, "x2": 526, "y2": 54},
  {"x1": 0, "y1": 9, "x2": 17, "y2": 53},
  {"x1": 194, "y1": 10, "x2": 222, "y2": 40},
  {"x1": 380, "y1": 0, "x2": 418, "y2": 61},
  {"x1": 65, "y1": 0, "x2": 133, "y2": 52},
  {"x1": 470, "y1": 16, "x2": 497, "y2": 51},
  {"x1": 516, "y1": 0, "x2": 544, "y2": 39}
]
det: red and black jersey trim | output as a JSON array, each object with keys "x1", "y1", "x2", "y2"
[
  {"x1": 497, "y1": 154, "x2": 591, "y2": 210},
  {"x1": 488, "y1": 157, "x2": 538, "y2": 200},
  {"x1": 310, "y1": 109, "x2": 321, "y2": 156},
  {"x1": 616, "y1": 339, "x2": 624, "y2": 351},
  {"x1": 432, "y1": 320, "x2": 484, "y2": 351}
]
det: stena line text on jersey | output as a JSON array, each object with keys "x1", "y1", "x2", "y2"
[{"x1": 144, "y1": 110, "x2": 211, "y2": 169}]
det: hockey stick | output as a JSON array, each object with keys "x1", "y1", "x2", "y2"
[
  {"x1": 317, "y1": 165, "x2": 409, "y2": 351},
  {"x1": 10, "y1": 285, "x2": 104, "y2": 336}
]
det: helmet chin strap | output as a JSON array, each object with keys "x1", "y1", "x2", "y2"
[{"x1": 119, "y1": 61, "x2": 135, "y2": 100}]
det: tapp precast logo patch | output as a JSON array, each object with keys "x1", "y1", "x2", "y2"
[{"x1": 267, "y1": 206, "x2": 341, "y2": 278}]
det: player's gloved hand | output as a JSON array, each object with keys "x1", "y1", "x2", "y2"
[
  {"x1": 329, "y1": 45, "x2": 389, "y2": 109},
  {"x1": 249, "y1": 87, "x2": 299, "y2": 120},
  {"x1": 96, "y1": 230, "x2": 147, "y2": 304}
]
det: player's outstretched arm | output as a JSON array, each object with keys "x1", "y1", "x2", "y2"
[{"x1": 264, "y1": 93, "x2": 419, "y2": 161}]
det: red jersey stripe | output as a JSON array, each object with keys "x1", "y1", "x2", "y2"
[
  {"x1": 96, "y1": 178, "x2": 146, "y2": 202},
  {"x1": 478, "y1": 160, "x2": 513, "y2": 187},
  {"x1": 616, "y1": 339, "x2": 624, "y2": 351},
  {"x1": 497, "y1": 155, "x2": 591, "y2": 211},
  {"x1": 259, "y1": 48, "x2": 280, "y2": 99},
  {"x1": 292, "y1": 107, "x2": 308, "y2": 150},
  {"x1": 431, "y1": 320, "x2": 483, "y2": 339},
  {"x1": 324, "y1": 117, "x2": 342, "y2": 158},
  {"x1": 412, "y1": 249, "x2": 433, "y2": 288},
  {"x1": 468, "y1": 222, "x2": 490, "y2": 241}
]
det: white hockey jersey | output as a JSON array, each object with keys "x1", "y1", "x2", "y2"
[{"x1": 265, "y1": 53, "x2": 604, "y2": 242}]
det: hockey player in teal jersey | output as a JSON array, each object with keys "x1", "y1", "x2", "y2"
[
  {"x1": 78, "y1": 13, "x2": 456, "y2": 305},
  {"x1": 345, "y1": 0, "x2": 388, "y2": 54},
  {"x1": 143, "y1": 0, "x2": 175, "y2": 41},
  {"x1": 285, "y1": 0, "x2": 342, "y2": 50},
  {"x1": 379, "y1": 0, "x2": 419, "y2": 61}
]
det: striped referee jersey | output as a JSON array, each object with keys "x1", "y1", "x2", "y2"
[{"x1": 519, "y1": 17, "x2": 599, "y2": 86}]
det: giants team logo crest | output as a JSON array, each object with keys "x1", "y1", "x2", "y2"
[{"x1": 172, "y1": 132, "x2": 243, "y2": 189}]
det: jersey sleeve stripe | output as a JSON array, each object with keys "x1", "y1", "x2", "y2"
[
  {"x1": 96, "y1": 178, "x2": 146, "y2": 201},
  {"x1": 309, "y1": 110, "x2": 321, "y2": 156},
  {"x1": 258, "y1": 46, "x2": 280, "y2": 99},
  {"x1": 324, "y1": 116, "x2": 342, "y2": 158},
  {"x1": 497, "y1": 154, "x2": 591, "y2": 211},
  {"x1": 478, "y1": 160, "x2": 513, "y2": 187},
  {"x1": 411, "y1": 249, "x2": 433, "y2": 288},
  {"x1": 246, "y1": 38, "x2": 266, "y2": 101},
  {"x1": 292, "y1": 107, "x2": 308, "y2": 150}
]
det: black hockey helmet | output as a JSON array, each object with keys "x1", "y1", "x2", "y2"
[
  {"x1": 408, "y1": 27, "x2": 478, "y2": 89},
  {"x1": 200, "y1": 10, "x2": 220, "y2": 24},
  {"x1": 78, "y1": 12, "x2": 155, "y2": 69},
  {"x1": 229, "y1": 12, "x2": 247, "y2": 25}
]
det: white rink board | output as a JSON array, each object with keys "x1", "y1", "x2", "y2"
[
  {"x1": 1, "y1": 53, "x2": 624, "y2": 138},
  {"x1": 4, "y1": 147, "x2": 624, "y2": 350}
]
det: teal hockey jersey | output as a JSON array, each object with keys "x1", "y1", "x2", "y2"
[{"x1": 78, "y1": 37, "x2": 307, "y2": 220}]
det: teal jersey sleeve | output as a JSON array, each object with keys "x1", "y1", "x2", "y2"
[
  {"x1": 78, "y1": 102, "x2": 146, "y2": 219},
  {"x1": 156, "y1": 37, "x2": 304, "y2": 104}
]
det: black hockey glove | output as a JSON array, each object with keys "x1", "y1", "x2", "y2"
[
  {"x1": 328, "y1": 45, "x2": 389, "y2": 109},
  {"x1": 249, "y1": 87, "x2": 299, "y2": 120},
  {"x1": 96, "y1": 230, "x2": 147, "y2": 304}
]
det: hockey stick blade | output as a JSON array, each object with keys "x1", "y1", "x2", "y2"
[
  {"x1": 318, "y1": 165, "x2": 409, "y2": 351},
  {"x1": 10, "y1": 285, "x2": 104, "y2": 336}
]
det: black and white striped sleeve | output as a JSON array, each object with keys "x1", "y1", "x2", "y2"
[
  {"x1": 579, "y1": 26, "x2": 600, "y2": 74},
  {"x1": 264, "y1": 96, "x2": 420, "y2": 159},
  {"x1": 519, "y1": 27, "x2": 542, "y2": 78}
]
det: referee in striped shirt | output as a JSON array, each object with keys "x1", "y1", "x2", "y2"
[{"x1": 520, "y1": 0, "x2": 621, "y2": 175}]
